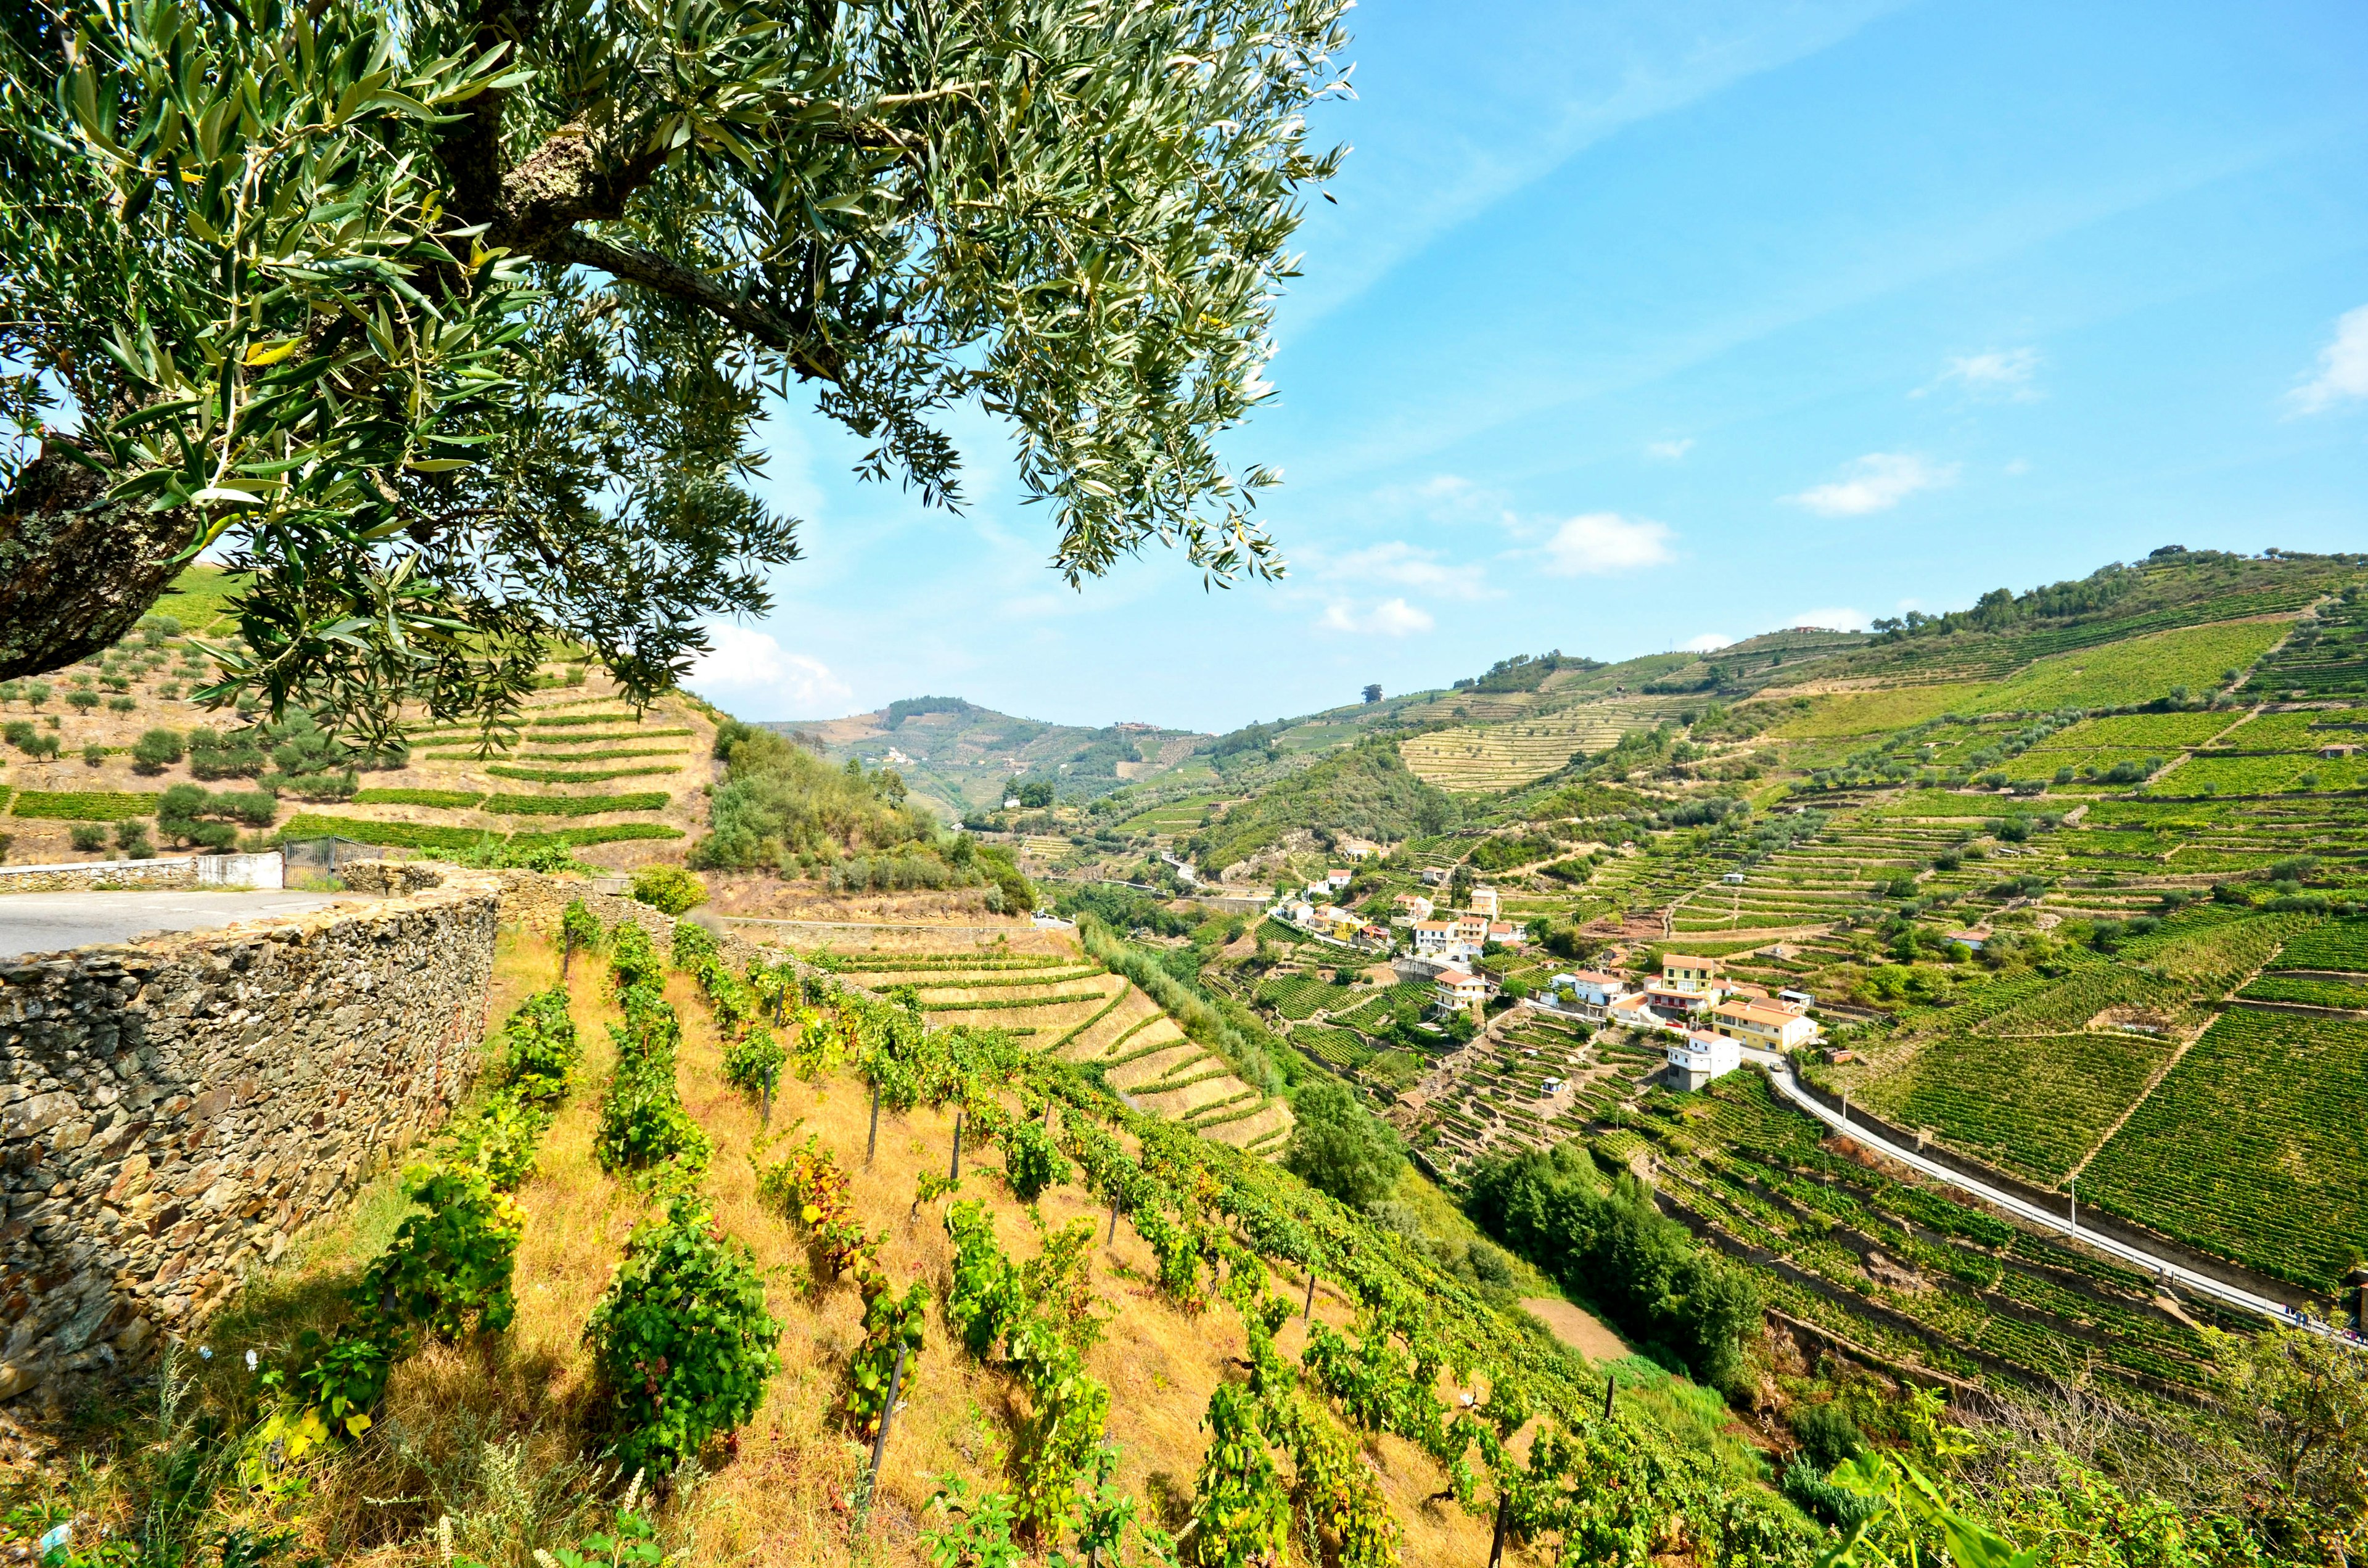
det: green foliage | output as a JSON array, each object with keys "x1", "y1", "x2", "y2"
[
  {"x1": 9, "y1": 789, "x2": 162, "y2": 821},
  {"x1": 998, "y1": 1117, "x2": 1072, "y2": 1202},
  {"x1": 1192, "y1": 739, "x2": 1460, "y2": 874},
  {"x1": 1184, "y1": 1383, "x2": 1291, "y2": 1567},
  {"x1": 561, "y1": 898, "x2": 606, "y2": 960},
  {"x1": 1465, "y1": 1144, "x2": 1762, "y2": 1394},
  {"x1": 481, "y1": 791, "x2": 670, "y2": 816},
  {"x1": 722, "y1": 1027, "x2": 786, "y2": 1098},
  {"x1": 358, "y1": 1165, "x2": 524, "y2": 1342},
  {"x1": 130, "y1": 727, "x2": 184, "y2": 774},
  {"x1": 1283, "y1": 1078, "x2": 1405, "y2": 1212},
  {"x1": 845, "y1": 1279, "x2": 929, "y2": 1441},
  {"x1": 630, "y1": 864, "x2": 708, "y2": 916},
  {"x1": 584, "y1": 1197, "x2": 781, "y2": 1476},
  {"x1": 484, "y1": 765, "x2": 679, "y2": 785},
  {"x1": 691, "y1": 728, "x2": 945, "y2": 871},
  {"x1": 349, "y1": 788, "x2": 486, "y2": 808}
]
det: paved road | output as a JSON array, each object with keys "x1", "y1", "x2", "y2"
[
  {"x1": 1740, "y1": 1047, "x2": 2354, "y2": 1341},
  {"x1": 0, "y1": 890, "x2": 344, "y2": 960}
]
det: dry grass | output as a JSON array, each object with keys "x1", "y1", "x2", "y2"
[{"x1": 89, "y1": 921, "x2": 1500, "y2": 1568}]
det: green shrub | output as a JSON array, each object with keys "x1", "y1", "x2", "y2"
[
  {"x1": 631, "y1": 863, "x2": 708, "y2": 914},
  {"x1": 70, "y1": 823, "x2": 107, "y2": 852},
  {"x1": 585, "y1": 1197, "x2": 781, "y2": 1475},
  {"x1": 597, "y1": 1061, "x2": 711, "y2": 1184},
  {"x1": 561, "y1": 897, "x2": 605, "y2": 958},
  {"x1": 131, "y1": 727, "x2": 185, "y2": 774},
  {"x1": 113, "y1": 820, "x2": 155, "y2": 859},
  {"x1": 357, "y1": 1163, "x2": 524, "y2": 1341},
  {"x1": 445, "y1": 1093, "x2": 553, "y2": 1191},
  {"x1": 722, "y1": 1026, "x2": 786, "y2": 1098},
  {"x1": 998, "y1": 1115, "x2": 1072, "y2": 1202},
  {"x1": 501, "y1": 987, "x2": 583, "y2": 1099},
  {"x1": 188, "y1": 727, "x2": 269, "y2": 779},
  {"x1": 1790, "y1": 1402, "x2": 1865, "y2": 1471}
]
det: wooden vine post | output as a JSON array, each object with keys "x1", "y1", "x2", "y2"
[
  {"x1": 860, "y1": 1342, "x2": 910, "y2": 1522},
  {"x1": 1302, "y1": 1268, "x2": 1317, "y2": 1323},
  {"x1": 1487, "y1": 1490, "x2": 1510, "y2": 1568},
  {"x1": 866, "y1": 1080, "x2": 881, "y2": 1164},
  {"x1": 950, "y1": 1111, "x2": 964, "y2": 1181}
]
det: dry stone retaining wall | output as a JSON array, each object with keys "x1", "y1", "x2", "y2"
[{"x1": 0, "y1": 876, "x2": 499, "y2": 1405}]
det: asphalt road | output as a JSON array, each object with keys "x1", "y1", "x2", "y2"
[{"x1": 0, "y1": 890, "x2": 344, "y2": 960}]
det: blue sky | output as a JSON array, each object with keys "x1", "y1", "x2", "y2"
[{"x1": 693, "y1": 0, "x2": 2368, "y2": 731}]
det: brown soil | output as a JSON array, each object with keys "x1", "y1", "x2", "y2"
[{"x1": 1518, "y1": 1297, "x2": 1630, "y2": 1362}]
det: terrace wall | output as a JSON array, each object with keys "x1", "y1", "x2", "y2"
[{"x1": 0, "y1": 877, "x2": 498, "y2": 1405}]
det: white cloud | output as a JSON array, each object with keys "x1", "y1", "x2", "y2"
[
  {"x1": 1312, "y1": 540, "x2": 1492, "y2": 599},
  {"x1": 1782, "y1": 607, "x2": 1869, "y2": 632},
  {"x1": 1539, "y1": 512, "x2": 1676, "y2": 576},
  {"x1": 1917, "y1": 347, "x2": 2040, "y2": 400},
  {"x1": 1644, "y1": 437, "x2": 1695, "y2": 460},
  {"x1": 1785, "y1": 453, "x2": 1959, "y2": 517},
  {"x1": 1318, "y1": 597, "x2": 1435, "y2": 637},
  {"x1": 2290, "y1": 304, "x2": 2368, "y2": 414},
  {"x1": 688, "y1": 623, "x2": 853, "y2": 715},
  {"x1": 1683, "y1": 633, "x2": 1733, "y2": 652},
  {"x1": 2003, "y1": 458, "x2": 2031, "y2": 476}
]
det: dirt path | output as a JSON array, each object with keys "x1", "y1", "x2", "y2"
[{"x1": 1519, "y1": 1296, "x2": 1631, "y2": 1362}]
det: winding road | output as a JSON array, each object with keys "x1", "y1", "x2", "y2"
[{"x1": 1737, "y1": 1046, "x2": 2358, "y2": 1344}]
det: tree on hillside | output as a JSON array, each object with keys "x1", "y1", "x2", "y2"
[
  {"x1": 0, "y1": 0, "x2": 1351, "y2": 743},
  {"x1": 1362, "y1": 683, "x2": 1382, "y2": 704},
  {"x1": 1283, "y1": 1077, "x2": 1404, "y2": 1211}
]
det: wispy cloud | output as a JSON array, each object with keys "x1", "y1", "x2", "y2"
[
  {"x1": 1539, "y1": 512, "x2": 1675, "y2": 576},
  {"x1": 1786, "y1": 453, "x2": 1959, "y2": 516},
  {"x1": 1313, "y1": 540, "x2": 1492, "y2": 599},
  {"x1": 689, "y1": 624, "x2": 853, "y2": 715},
  {"x1": 1916, "y1": 347, "x2": 2041, "y2": 400},
  {"x1": 1684, "y1": 633, "x2": 1733, "y2": 652},
  {"x1": 1644, "y1": 437, "x2": 1695, "y2": 460},
  {"x1": 1283, "y1": 2, "x2": 1914, "y2": 328},
  {"x1": 1318, "y1": 598, "x2": 1435, "y2": 637},
  {"x1": 2290, "y1": 304, "x2": 2368, "y2": 414}
]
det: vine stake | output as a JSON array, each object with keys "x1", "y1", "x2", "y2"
[
  {"x1": 1302, "y1": 1268, "x2": 1317, "y2": 1323},
  {"x1": 860, "y1": 1341, "x2": 908, "y2": 1523},
  {"x1": 867, "y1": 1080, "x2": 881, "y2": 1165},
  {"x1": 1106, "y1": 1197, "x2": 1119, "y2": 1245},
  {"x1": 1603, "y1": 1373, "x2": 1616, "y2": 1421},
  {"x1": 950, "y1": 1111, "x2": 963, "y2": 1181},
  {"x1": 1488, "y1": 1489, "x2": 1509, "y2": 1568}
]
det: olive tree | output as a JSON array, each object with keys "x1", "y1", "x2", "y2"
[{"x1": 0, "y1": 0, "x2": 1348, "y2": 744}]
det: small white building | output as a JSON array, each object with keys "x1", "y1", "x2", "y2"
[
  {"x1": 1721, "y1": 871, "x2": 1746, "y2": 885},
  {"x1": 1469, "y1": 886, "x2": 1500, "y2": 919},
  {"x1": 1391, "y1": 892, "x2": 1435, "y2": 924},
  {"x1": 1326, "y1": 868, "x2": 1354, "y2": 891},
  {"x1": 1667, "y1": 1030, "x2": 1741, "y2": 1091},
  {"x1": 1418, "y1": 866, "x2": 1450, "y2": 887}
]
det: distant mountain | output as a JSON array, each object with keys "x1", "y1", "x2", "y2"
[{"x1": 762, "y1": 702, "x2": 1211, "y2": 820}]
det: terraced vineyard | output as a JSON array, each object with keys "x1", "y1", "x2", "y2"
[
  {"x1": 2238, "y1": 586, "x2": 2368, "y2": 698},
  {"x1": 794, "y1": 937, "x2": 1294, "y2": 1153},
  {"x1": 2081, "y1": 1008, "x2": 2368, "y2": 1290},
  {"x1": 1400, "y1": 697, "x2": 1689, "y2": 789},
  {"x1": 1623, "y1": 1072, "x2": 2258, "y2": 1405}
]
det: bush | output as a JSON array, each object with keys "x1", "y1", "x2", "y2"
[
  {"x1": 1790, "y1": 1402, "x2": 1864, "y2": 1470},
  {"x1": 131, "y1": 727, "x2": 185, "y2": 774},
  {"x1": 70, "y1": 823, "x2": 107, "y2": 852},
  {"x1": 1283, "y1": 1077, "x2": 1404, "y2": 1211},
  {"x1": 188, "y1": 728, "x2": 268, "y2": 779},
  {"x1": 631, "y1": 863, "x2": 709, "y2": 915},
  {"x1": 358, "y1": 1164, "x2": 524, "y2": 1341},
  {"x1": 585, "y1": 1197, "x2": 781, "y2": 1474},
  {"x1": 113, "y1": 821, "x2": 155, "y2": 859}
]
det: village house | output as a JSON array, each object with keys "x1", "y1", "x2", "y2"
[
  {"x1": 1325, "y1": 868, "x2": 1354, "y2": 892},
  {"x1": 1391, "y1": 892, "x2": 1434, "y2": 924},
  {"x1": 1607, "y1": 993, "x2": 1667, "y2": 1033},
  {"x1": 1642, "y1": 978, "x2": 1715, "y2": 1021},
  {"x1": 1419, "y1": 866, "x2": 1450, "y2": 887},
  {"x1": 1660, "y1": 955, "x2": 1722, "y2": 994},
  {"x1": 1338, "y1": 837, "x2": 1381, "y2": 860},
  {"x1": 1469, "y1": 886, "x2": 1500, "y2": 919},
  {"x1": 1710, "y1": 998, "x2": 1820, "y2": 1051},
  {"x1": 1453, "y1": 911, "x2": 1490, "y2": 945},
  {"x1": 1433, "y1": 967, "x2": 1490, "y2": 1015},
  {"x1": 1666, "y1": 1030, "x2": 1741, "y2": 1091},
  {"x1": 1550, "y1": 970, "x2": 1631, "y2": 1021}
]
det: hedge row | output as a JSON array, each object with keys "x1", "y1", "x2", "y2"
[
  {"x1": 10, "y1": 789, "x2": 165, "y2": 821},
  {"x1": 486, "y1": 764, "x2": 681, "y2": 784},
  {"x1": 281, "y1": 813, "x2": 684, "y2": 850}
]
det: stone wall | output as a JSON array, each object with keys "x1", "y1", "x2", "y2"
[
  {"x1": 0, "y1": 877, "x2": 500, "y2": 1404},
  {"x1": 0, "y1": 853, "x2": 284, "y2": 894}
]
